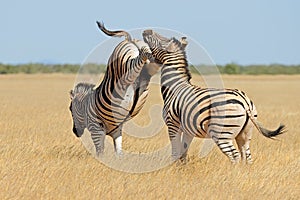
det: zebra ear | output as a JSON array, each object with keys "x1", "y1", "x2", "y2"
[
  {"x1": 180, "y1": 37, "x2": 188, "y2": 50},
  {"x1": 70, "y1": 90, "x2": 75, "y2": 100},
  {"x1": 166, "y1": 40, "x2": 178, "y2": 53}
]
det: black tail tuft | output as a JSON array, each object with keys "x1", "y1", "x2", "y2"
[
  {"x1": 96, "y1": 21, "x2": 105, "y2": 31},
  {"x1": 259, "y1": 124, "x2": 286, "y2": 138}
]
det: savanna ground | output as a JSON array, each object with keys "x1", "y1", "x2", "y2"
[{"x1": 0, "y1": 74, "x2": 299, "y2": 199}]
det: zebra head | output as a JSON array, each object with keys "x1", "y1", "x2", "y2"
[
  {"x1": 143, "y1": 30, "x2": 191, "y2": 82},
  {"x1": 69, "y1": 83, "x2": 95, "y2": 137},
  {"x1": 143, "y1": 30, "x2": 188, "y2": 64}
]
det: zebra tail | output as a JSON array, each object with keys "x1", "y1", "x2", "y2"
[
  {"x1": 96, "y1": 21, "x2": 132, "y2": 41},
  {"x1": 246, "y1": 110, "x2": 286, "y2": 139}
]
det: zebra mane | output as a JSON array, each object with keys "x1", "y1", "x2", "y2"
[
  {"x1": 96, "y1": 21, "x2": 132, "y2": 41},
  {"x1": 170, "y1": 37, "x2": 192, "y2": 82},
  {"x1": 70, "y1": 82, "x2": 95, "y2": 100}
]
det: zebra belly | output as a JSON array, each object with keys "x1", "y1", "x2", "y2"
[
  {"x1": 119, "y1": 84, "x2": 135, "y2": 113},
  {"x1": 93, "y1": 84, "x2": 136, "y2": 134}
]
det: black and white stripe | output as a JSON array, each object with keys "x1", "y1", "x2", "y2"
[
  {"x1": 69, "y1": 23, "x2": 157, "y2": 156},
  {"x1": 143, "y1": 30, "x2": 285, "y2": 163}
]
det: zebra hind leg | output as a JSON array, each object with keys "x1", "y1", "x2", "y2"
[
  {"x1": 110, "y1": 128, "x2": 123, "y2": 156},
  {"x1": 236, "y1": 125, "x2": 253, "y2": 164},
  {"x1": 212, "y1": 136, "x2": 240, "y2": 164}
]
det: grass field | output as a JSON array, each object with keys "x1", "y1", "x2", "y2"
[{"x1": 0, "y1": 74, "x2": 299, "y2": 199}]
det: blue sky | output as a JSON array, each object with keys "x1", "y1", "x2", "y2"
[{"x1": 1, "y1": 0, "x2": 299, "y2": 65}]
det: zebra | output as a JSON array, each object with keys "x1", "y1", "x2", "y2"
[
  {"x1": 143, "y1": 30, "x2": 285, "y2": 163},
  {"x1": 69, "y1": 22, "x2": 159, "y2": 156}
]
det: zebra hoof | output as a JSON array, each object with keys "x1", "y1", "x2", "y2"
[
  {"x1": 180, "y1": 156, "x2": 189, "y2": 165},
  {"x1": 170, "y1": 156, "x2": 180, "y2": 163},
  {"x1": 95, "y1": 148, "x2": 104, "y2": 158},
  {"x1": 246, "y1": 160, "x2": 253, "y2": 165},
  {"x1": 115, "y1": 151, "x2": 124, "y2": 158}
]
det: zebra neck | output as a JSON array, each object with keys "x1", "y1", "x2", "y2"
[
  {"x1": 160, "y1": 68, "x2": 190, "y2": 100},
  {"x1": 160, "y1": 63, "x2": 191, "y2": 86}
]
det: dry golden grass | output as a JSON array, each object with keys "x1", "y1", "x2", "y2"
[{"x1": 0, "y1": 74, "x2": 299, "y2": 199}]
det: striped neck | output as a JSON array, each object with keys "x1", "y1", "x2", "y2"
[{"x1": 160, "y1": 52, "x2": 191, "y2": 89}]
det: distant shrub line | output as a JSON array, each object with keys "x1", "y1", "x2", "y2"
[
  {"x1": 1, "y1": 63, "x2": 300, "y2": 75},
  {"x1": 217, "y1": 63, "x2": 300, "y2": 75}
]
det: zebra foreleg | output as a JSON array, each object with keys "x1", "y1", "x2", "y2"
[
  {"x1": 90, "y1": 130, "x2": 106, "y2": 157},
  {"x1": 168, "y1": 125, "x2": 182, "y2": 161},
  {"x1": 87, "y1": 122, "x2": 106, "y2": 157},
  {"x1": 180, "y1": 133, "x2": 194, "y2": 162}
]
